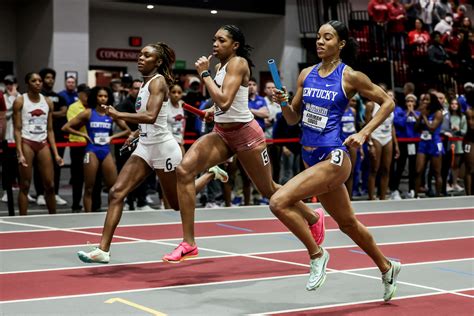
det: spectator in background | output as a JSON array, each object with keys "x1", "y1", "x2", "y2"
[
  {"x1": 453, "y1": 5, "x2": 467, "y2": 28},
  {"x1": 434, "y1": 14, "x2": 454, "y2": 35},
  {"x1": 368, "y1": 0, "x2": 390, "y2": 58},
  {"x1": 408, "y1": 18, "x2": 431, "y2": 47},
  {"x1": 401, "y1": 0, "x2": 419, "y2": 30},
  {"x1": 427, "y1": 31, "x2": 454, "y2": 86},
  {"x1": 110, "y1": 78, "x2": 126, "y2": 106},
  {"x1": 248, "y1": 77, "x2": 269, "y2": 131},
  {"x1": 1, "y1": 75, "x2": 26, "y2": 203},
  {"x1": 415, "y1": 93, "x2": 444, "y2": 197},
  {"x1": 390, "y1": 93, "x2": 420, "y2": 199},
  {"x1": 434, "y1": 0, "x2": 453, "y2": 25},
  {"x1": 366, "y1": 88, "x2": 399, "y2": 200},
  {"x1": 263, "y1": 81, "x2": 282, "y2": 182},
  {"x1": 13, "y1": 73, "x2": 64, "y2": 215},
  {"x1": 183, "y1": 77, "x2": 205, "y2": 136},
  {"x1": 437, "y1": 92, "x2": 452, "y2": 196},
  {"x1": 3, "y1": 75, "x2": 19, "y2": 143},
  {"x1": 419, "y1": 0, "x2": 436, "y2": 32},
  {"x1": 62, "y1": 86, "x2": 131, "y2": 212},
  {"x1": 34, "y1": 68, "x2": 68, "y2": 206},
  {"x1": 58, "y1": 76, "x2": 78, "y2": 106},
  {"x1": 0, "y1": 91, "x2": 5, "y2": 139},
  {"x1": 448, "y1": 98, "x2": 467, "y2": 192},
  {"x1": 66, "y1": 83, "x2": 90, "y2": 212},
  {"x1": 457, "y1": 22, "x2": 474, "y2": 85},
  {"x1": 459, "y1": 82, "x2": 473, "y2": 113},
  {"x1": 387, "y1": 0, "x2": 407, "y2": 54},
  {"x1": 167, "y1": 83, "x2": 186, "y2": 154},
  {"x1": 341, "y1": 97, "x2": 358, "y2": 199},
  {"x1": 464, "y1": 91, "x2": 474, "y2": 195}
]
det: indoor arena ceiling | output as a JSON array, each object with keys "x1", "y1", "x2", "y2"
[{"x1": 90, "y1": 0, "x2": 285, "y2": 17}]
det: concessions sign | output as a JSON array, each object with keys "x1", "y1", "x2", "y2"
[{"x1": 96, "y1": 48, "x2": 140, "y2": 62}]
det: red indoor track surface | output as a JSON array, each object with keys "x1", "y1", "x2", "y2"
[
  {"x1": 1, "y1": 238, "x2": 472, "y2": 301},
  {"x1": 274, "y1": 292, "x2": 474, "y2": 316}
]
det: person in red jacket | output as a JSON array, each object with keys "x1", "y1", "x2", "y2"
[{"x1": 368, "y1": 0, "x2": 390, "y2": 59}]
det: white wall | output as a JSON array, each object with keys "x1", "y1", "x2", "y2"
[
  {"x1": 15, "y1": 0, "x2": 53, "y2": 90},
  {"x1": 0, "y1": 3, "x2": 17, "y2": 63}
]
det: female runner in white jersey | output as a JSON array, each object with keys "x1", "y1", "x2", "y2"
[
  {"x1": 78, "y1": 43, "x2": 227, "y2": 263},
  {"x1": 163, "y1": 25, "x2": 324, "y2": 263},
  {"x1": 13, "y1": 72, "x2": 64, "y2": 215}
]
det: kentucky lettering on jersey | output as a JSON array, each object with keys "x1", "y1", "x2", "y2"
[
  {"x1": 303, "y1": 87, "x2": 339, "y2": 102},
  {"x1": 90, "y1": 121, "x2": 111, "y2": 129}
]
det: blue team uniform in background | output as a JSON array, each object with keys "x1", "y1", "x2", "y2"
[{"x1": 86, "y1": 109, "x2": 113, "y2": 161}]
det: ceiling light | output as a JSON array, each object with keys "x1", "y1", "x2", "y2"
[
  {"x1": 147, "y1": 4, "x2": 154, "y2": 9},
  {"x1": 210, "y1": 10, "x2": 218, "y2": 14}
]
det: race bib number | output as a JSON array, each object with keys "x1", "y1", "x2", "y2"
[
  {"x1": 261, "y1": 148, "x2": 270, "y2": 166},
  {"x1": 420, "y1": 130, "x2": 432, "y2": 141},
  {"x1": 94, "y1": 133, "x2": 110, "y2": 145},
  {"x1": 408, "y1": 143, "x2": 416, "y2": 156},
  {"x1": 29, "y1": 118, "x2": 47, "y2": 134},
  {"x1": 138, "y1": 125, "x2": 147, "y2": 138},
  {"x1": 83, "y1": 152, "x2": 90, "y2": 164},
  {"x1": 437, "y1": 142, "x2": 443, "y2": 153},
  {"x1": 465, "y1": 144, "x2": 471, "y2": 153},
  {"x1": 464, "y1": 144, "x2": 471, "y2": 154},
  {"x1": 302, "y1": 110, "x2": 328, "y2": 130},
  {"x1": 330, "y1": 149, "x2": 344, "y2": 166}
]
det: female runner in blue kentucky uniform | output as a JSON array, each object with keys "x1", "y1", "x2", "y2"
[
  {"x1": 62, "y1": 86, "x2": 131, "y2": 212},
  {"x1": 415, "y1": 93, "x2": 444, "y2": 197},
  {"x1": 272, "y1": 20, "x2": 401, "y2": 301}
]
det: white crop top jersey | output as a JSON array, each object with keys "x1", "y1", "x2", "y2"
[
  {"x1": 371, "y1": 102, "x2": 394, "y2": 138},
  {"x1": 135, "y1": 74, "x2": 174, "y2": 145},
  {"x1": 21, "y1": 93, "x2": 49, "y2": 142},
  {"x1": 213, "y1": 63, "x2": 254, "y2": 123},
  {"x1": 166, "y1": 100, "x2": 185, "y2": 144}
]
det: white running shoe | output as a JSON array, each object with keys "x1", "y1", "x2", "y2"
[
  {"x1": 28, "y1": 194, "x2": 36, "y2": 203},
  {"x1": 77, "y1": 247, "x2": 110, "y2": 264},
  {"x1": 205, "y1": 202, "x2": 219, "y2": 208},
  {"x1": 209, "y1": 166, "x2": 229, "y2": 183},
  {"x1": 306, "y1": 248, "x2": 330, "y2": 291},
  {"x1": 1, "y1": 192, "x2": 7, "y2": 202},
  {"x1": 36, "y1": 195, "x2": 46, "y2": 206},
  {"x1": 382, "y1": 260, "x2": 402, "y2": 302},
  {"x1": 406, "y1": 190, "x2": 415, "y2": 199},
  {"x1": 146, "y1": 195, "x2": 155, "y2": 205},
  {"x1": 390, "y1": 190, "x2": 402, "y2": 200},
  {"x1": 136, "y1": 205, "x2": 157, "y2": 211},
  {"x1": 55, "y1": 195, "x2": 67, "y2": 205}
]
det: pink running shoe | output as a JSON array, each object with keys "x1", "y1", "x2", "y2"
[
  {"x1": 162, "y1": 241, "x2": 198, "y2": 263},
  {"x1": 309, "y1": 208, "x2": 325, "y2": 245}
]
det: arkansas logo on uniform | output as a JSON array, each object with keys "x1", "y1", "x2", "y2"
[
  {"x1": 174, "y1": 114, "x2": 184, "y2": 121},
  {"x1": 29, "y1": 109, "x2": 46, "y2": 117},
  {"x1": 135, "y1": 97, "x2": 142, "y2": 111}
]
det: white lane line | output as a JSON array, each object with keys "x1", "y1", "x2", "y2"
[
  {"x1": 1, "y1": 263, "x2": 473, "y2": 305},
  {"x1": 0, "y1": 218, "x2": 472, "y2": 252},
  {"x1": 1, "y1": 206, "x2": 473, "y2": 232},
  {"x1": 249, "y1": 287, "x2": 474, "y2": 315}
]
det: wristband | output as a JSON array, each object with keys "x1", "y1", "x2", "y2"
[{"x1": 200, "y1": 70, "x2": 211, "y2": 78}]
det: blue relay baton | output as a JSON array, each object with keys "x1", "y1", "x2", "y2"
[{"x1": 267, "y1": 59, "x2": 287, "y2": 106}]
